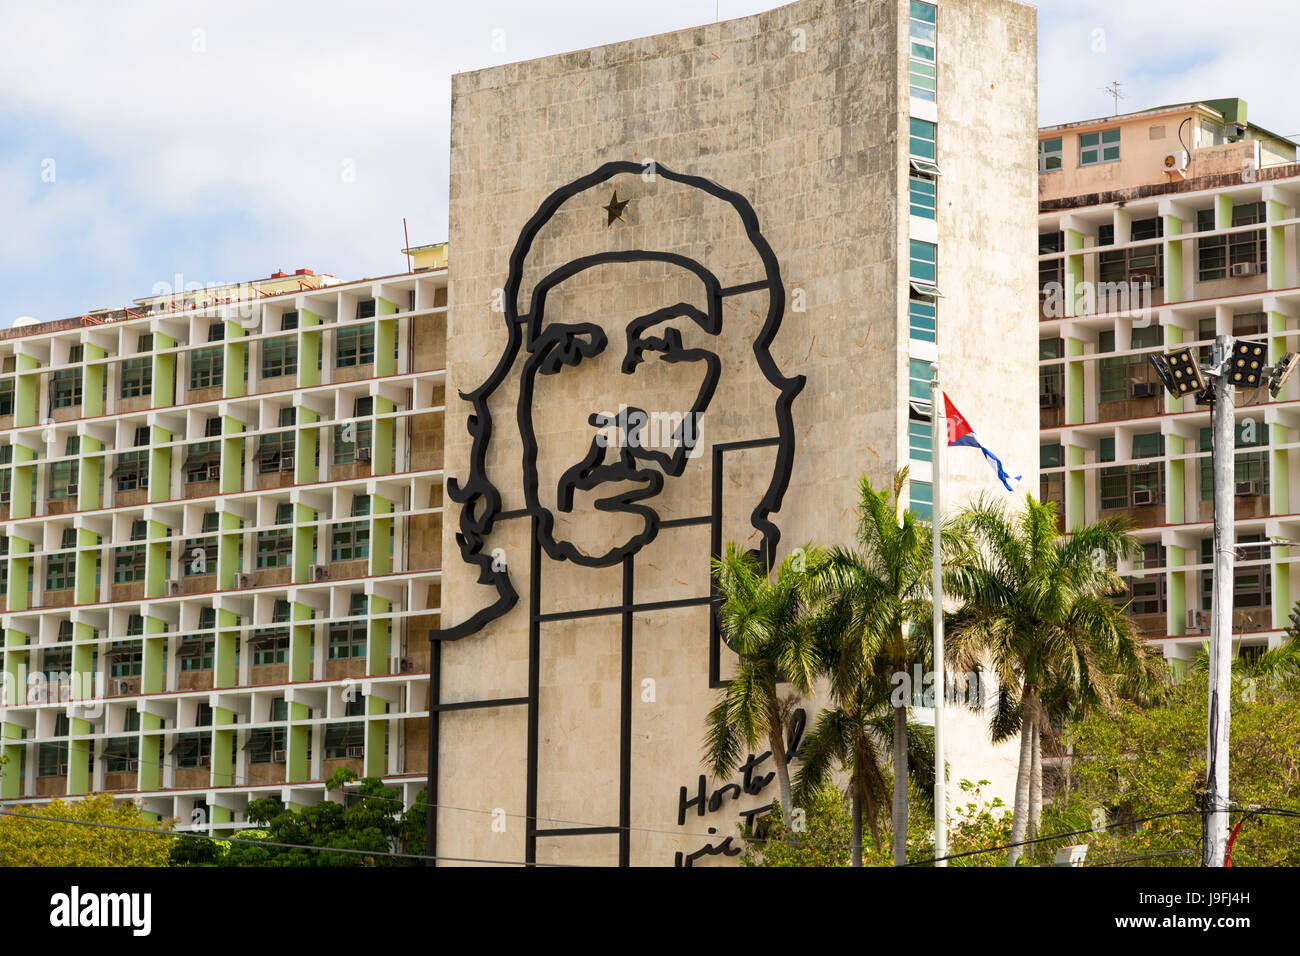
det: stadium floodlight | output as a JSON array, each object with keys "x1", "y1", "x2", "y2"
[
  {"x1": 1149, "y1": 347, "x2": 1205, "y2": 398},
  {"x1": 1268, "y1": 351, "x2": 1300, "y2": 399},
  {"x1": 1228, "y1": 340, "x2": 1267, "y2": 388}
]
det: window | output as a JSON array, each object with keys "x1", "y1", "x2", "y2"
[
  {"x1": 1199, "y1": 424, "x2": 1269, "y2": 500},
  {"x1": 256, "y1": 503, "x2": 295, "y2": 569},
  {"x1": 909, "y1": 240, "x2": 937, "y2": 284},
  {"x1": 253, "y1": 602, "x2": 292, "y2": 666},
  {"x1": 113, "y1": 450, "x2": 148, "y2": 492},
  {"x1": 39, "y1": 715, "x2": 71, "y2": 777},
  {"x1": 910, "y1": 480, "x2": 933, "y2": 520},
  {"x1": 207, "y1": 324, "x2": 224, "y2": 343},
  {"x1": 908, "y1": 419, "x2": 932, "y2": 463},
  {"x1": 1201, "y1": 536, "x2": 1271, "y2": 609},
  {"x1": 1197, "y1": 203, "x2": 1267, "y2": 282},
  {"x1": 247, "y1": 698, "x2": 288, "y2": 763},
  {"x1": 51, "y1": 347, "x2": 83, "y2": 409},
  {"x1": 48, "y1": 436, "x2": 80, "y2": 499},
  {"x1": 909, "y1": 175, "x2": 936, "y2": 220},
  {"x1": 190, "y1": 347, "x2": 224, "y2": 389},
  {"x1": 328, "y1": 593, "x2": 368, "y2": 660},
  {"x1": 1079, "y1": 127, "x2": 1120, "y2": 166},
  {"x1": 183, "y1": 511, "x2": 220, "y2": 577},
  {"x1": 908, "y1": 1, "x2": 937, "y2": 102},
  {"x1": 46, "y1": 529, "x2": 77, "y2": 591},
  {"x1": 1097, "y1": 219, "x2": 1163, "y2": 289},
  {"x1": 331, "y1": 496, "x2": 371, "y2": 562},
  {"x1": 281, "y1": 311, "x2": 299, "y2": 331},
  {"x1": 336, "y1": 324, "x2": 376, "y2": 368},
  {"x1": 909, "y1": 299, "x2": 936, "y2": 344},
  {"x1": 119, "y1": 356, "x2": 152, "y2": 398},
  {"x1": 1121, "y1": 567, "x2": 1166, "y2": 617},
  {"x1": 113, "y1": 520, "x2": 148, "y2": 583},
  {"x1": 1039, "y1": 231, "x2": 1064, "y2": 295},
  {"x1": 909, "y1": 118, "x2": 936, "y2": 161},
  {"x1": 1040, "y1": 338, "x2": 1064, "y2": 406},
  {"x1": 262, "y1": 337, "x2": 298, "y2": 379},
  {"x1": 1038, "y1": 137, "x2": 1063, "y2": 173},
  {"x1": 334, "y1": 397, "x2": 374, "y2": 465},
  {"x1": 908, "y1": 359, "x2": 932, "y2": 402},
  {"x1": 179, "y1": 634, "x2": 214, "y2": 671},
  {"x1": 0, "y1": 380, "x2": 13, "y2": 416},
  {"x1": 109, "y1": 617, "x2": 142, "y2": 677},
  {"x1": 257, "y1": 408, "x2": 297, "y2": 474},
  {"x1": 1097, "y1": 327, "x2": 1162, "y2": 404}
]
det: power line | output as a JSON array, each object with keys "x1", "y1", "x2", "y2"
[{"x1": 903, "y1": 808, "x2": 1203, "y2": 866}]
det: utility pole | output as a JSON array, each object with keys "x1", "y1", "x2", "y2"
[
  {"x1": 930, "y1": 363, "x2": 946, "y2": 866},
  {"x1": 1204, "y1": 334, "x2": 1235, "y2": 866},
  {"x1": 1150, "y1": 335, "x2": 1297, "y2": 866}
]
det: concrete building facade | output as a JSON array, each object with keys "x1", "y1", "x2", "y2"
[
  {"x1": 1037, "y1": 98, "x2": 1300, "y2": 672},
  {"x1": 0, "y1": 266, "x2": 447, "y2": 828},
  {"x1": 437, "y1": 0, "x2": 1037, "y2": 867}
]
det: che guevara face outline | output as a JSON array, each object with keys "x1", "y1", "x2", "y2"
[{"x1": 518, "y1": 250, "x2": 724, "y2": 568}]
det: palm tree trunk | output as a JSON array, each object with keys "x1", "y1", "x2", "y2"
[
  {"x1": 1030, "y1": 722, "x2": 1043, "y2": 843},
  {"x1": 768, "y1": 726, "x2": 794, "y2": 821},
  {"x1": 892, "y1": 703, "x2": 908, "y2": 866},
  {"x1": 1006, "y1": 713, "x2": 1034, "y2": 866},
  {"x1": 851, "y1": 785, "x2": 863, "y2": 867}
]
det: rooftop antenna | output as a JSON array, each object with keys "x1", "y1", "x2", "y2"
[{"x1": 1103, "y1": 80, "x2": 1125, "y2": 116}]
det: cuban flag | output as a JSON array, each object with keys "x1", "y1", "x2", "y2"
[{"x1": 944, "y1": 393, "x2": 1020, "y2": 492}]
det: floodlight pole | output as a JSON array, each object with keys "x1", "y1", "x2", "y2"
[
  {"x1": 1204, "y1": 334, "x2": 1235, "y2": 867},
  {"x1": 930, "y1": 364, "x2": 946, "y2": 867}
]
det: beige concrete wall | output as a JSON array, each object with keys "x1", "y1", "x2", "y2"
[
  {"x1": 440, "y1": 0, "x2": 1036, "y2": 866},
  {"x1": 929, "y1": 0, "x2": 1037, "y2": 804}
]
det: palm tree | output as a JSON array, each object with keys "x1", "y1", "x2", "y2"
[
  {"x1": 803, "y1": 470, "x2": 968, "y2": 865},
  {"x1": 705, "y1": 542, "x2": 823, "y2": 820},
  {"x1": 947, "y1": 493, "x2": 1143, "y2": 866},
  {"x1": 793, "y1": 678, "x2": 935, "y2": 866}
]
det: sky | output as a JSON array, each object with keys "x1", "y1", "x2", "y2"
[{"x1": 1, "y1": 0, "x2": 1297, "y2": 325}]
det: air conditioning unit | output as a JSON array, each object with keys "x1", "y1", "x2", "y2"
[
  {"x1": 1235, "y1": 480, "x2": 1260, "y2": 497},
  {"x1": 1161, "y1": 149, "x2": 1189, "y2": 173},
  {"x1": 66, "y1": 483, "x2": 79, "y2": 496},
  {"x1": 346, "y1": 745, "x2": 364, "y2": 758},
  {"x1": 1131, "y1": 382, "x2": 1157, "y2": 399},
  {"x1": 1132, "y1": 489, "x2": 1154, "y2": 506},
  {"x1": 311, "y1": 564, "x2": 329, "y2": 581},
  {"x1": 399, "y1": 656, "x2": 415, "y2": 673},
  {"x1": 272, "y1": 749, "x2": 287, "y2": 763},
  {"x1": 167, "y1": 578, "x2": 183, "y2": 595},
  {"x1": 236, "y1": 572, "x2": 251, "y2": 589},
  {"x1": 357, "y1": 447, "x2": 372, "y2": 462},
  {"x1": 114, "y1": 679, "x2": 136, "y2": 696},
  {"x1": 206, "y1": 465, "x2": 221, "y2": 481},
  {"x1": 1039, "y1": 393, "x2": 1062, "y2": 408},
  {"x1": 1231, "y1": 262, "x2": 1260, "y2": 278},
  {"x1": 280, "y1": 454, "x2": 295, "y2": 472},
  {"x1": 1187, "y1": 609, "x2": 1206, "y2": 633}
]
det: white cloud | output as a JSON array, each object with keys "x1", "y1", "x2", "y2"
[{"x1": 0, "y1": 0, "x2": 1295, "y2": 323}]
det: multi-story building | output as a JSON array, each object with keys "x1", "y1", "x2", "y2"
[
  {"x1": 1037, "y1": 98, "x2": 1300, "y2": 674},
  {"x1": 0, "y1": 259, "x2": 447, "y2": 831},
  {"x1": 437, "y1": 0, "x2": 1036, "y2": 866}
]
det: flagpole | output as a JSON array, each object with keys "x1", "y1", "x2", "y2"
[{"x1": 930, "y1": 364, "x2": 946, "y2": 867}]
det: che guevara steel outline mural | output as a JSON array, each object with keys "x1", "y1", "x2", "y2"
[{"x1": 427, "y1": 160, "x2": 804, "y2": 865}]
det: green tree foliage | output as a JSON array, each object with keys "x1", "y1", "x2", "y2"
[
  {"x1": 947, "y1": 493, "x2": 1149, "y2": 864},
  {"x1": 1039, "y1": 664, "x2": 1300, "y2": 867},
  {"x1": 738, "y1": 784, "x2": 853, "y2": 867},
  {"x1": 221, "y1": 772, "x2": 426, "y2": 866},
  {"x1": 0, "y1": 794, "x2": 171, "y2": 866},
  {"x1": 706, "y1": 543, "x2": 824, "y2": 821}
]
